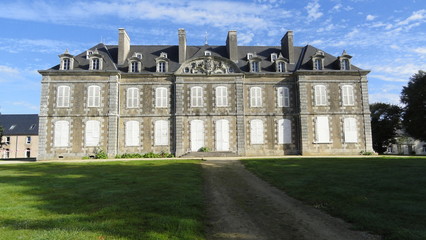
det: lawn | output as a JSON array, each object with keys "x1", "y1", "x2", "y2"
[
  {"x1": 0, "y1": 160, "x2": 204, "y2": 240},
  {"x1": 242, "y1": 157, "x2": 426, "y2": 240}
]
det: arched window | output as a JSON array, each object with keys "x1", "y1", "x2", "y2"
[
  {"x1": 125, "y1": 121, "x2": 140, "y2": 146},
  {"x1": 215, "y1": 86, "x2": 228, "y2": 107},
  {"x1": 54, "y1": 120, "x2": 69, "y2": 147},
  {"x1": 57, "y1": 85, "x2": 70, "y2": 107},
  {"x1": 344, "y1": 117, "x2": 358, "y2": 143},
  {"x1": 155, "y1": 87, "x2": 168, "y2": 108},
  {"x1": 277, "y1": 119, "x2": 292, "y2": 144},
  {"x1": 85, "y1": 120, "x2": 100, "y2": 147},
  {"x1": 126, "y1": 88, "x2": 139, "y2": 108},
  {"x1": 250, "y1": 87, "x2": 262, "y2": 107},
  {"x1": 191, "y1": 86, "x2": 203, "y2": 107},
  {"x1": 87, "y1": 85, "x2": 101, "y2": 107},
  {"x1": 314, "y1": 85, "x2": 327, "y2": 106},
  {"x1": 154, "y1": 120, "x2": 169, "y2": 146},
  {"x1": 342, "y1": 85, "x2": 354, "y2": 106}
]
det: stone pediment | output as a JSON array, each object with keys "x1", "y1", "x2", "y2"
[{"x1": 177, "y1": 56, "x2": 241, "y2": 75}]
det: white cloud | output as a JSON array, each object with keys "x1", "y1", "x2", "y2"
[
  {"x1": 369, "y1": 92, "x2": 401, "y2": 105},
  {"x1": 366, "y1": 14, "x2": 376, "y2": 21},
  {"x1": 369, "y1": 74, "x2": 407, "y2": 82},
  {"x1": 396, "y1": 9, "x2": 426, "y2": 26},
  {"x1": 305, "y1": 0, "x2": 323, "y2": 22},
  {"x1": 413, "y1": 47, "x2": 426, "y2": 54},
  {"x1": 8, "y1": 101, "x2": 39, "y2": 111},
  {"x1": 238, "y1": 32, "x2": 255, "y2": 45},
  {"x1": 0, "y1": 65, "x2": 19, "y2": 74}
]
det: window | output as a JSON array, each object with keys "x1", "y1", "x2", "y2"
[
  {"x1": 422, "y1": 145, "x2": 426, "y2": 153},
  {"x1": 29, "y1": 124, "x2": 36, "y2": 130},
  {"x1": 342, "y1": 85, "x2": 354, "y2": 106},
  {"x1": 344, "y1": 117, "x2": 358, "y2": 143},
  {"x1": 154, "y1": 120, "x2": 169, "y2": 146},
  {"x1": 341, "y1": 59, "x2": 350, "y2": 70},
  {"x1": 277, "y1": 61, "x2": 285, "y2": 72},
  {"x1": 54, "y1": 120, "x2": 69, "y2": 147},
  {"x1": 191, "y1": 86, "x2": 203, "y2": 107},
  {"x1": 92, "y1": 58, "x2": 100, "y2": 70},
  {"x1": 126, "y1": 88, "x2": 139, "y2": 108},
  {"x1": 57, "y1": 86, "x2": 70, "y2": 107},
  {"x1": 25, "y1": 148, "x2": 31, "y2": 158},
  {"x1": 87, "y1": 85, "x2": 101, "y2": 107},
  {"x1": 247, "y1": 53, "x2": 253, "y2": 60},
  {"x1": 315, "y1": 116, "x2": 330, "y2": 143},
  {"x1": 63, "y1": 58, "x2": 70, "y2": 70},
  {"x1": 314, "y1": 59, "x2": 322, "y2": 70},
  {"x1": 215, "y1": 86, "x2": 228, "y2": 107},
  {"x1": 314, "y1": 85, "x2": 327, "y2": 106},
  {"x1": 278, "y1": 119, "x2": 292, "y2": 144},
  {"x1": 125, "y1": 121, "x2": 139, "y2": 146},
  {"x1": 5, "y1": 137, "x2": 10, "y2": 145},
  {"x1": 277, "y1": 87, "x2": 290, "y2": 107},
  {"x1": 136, "y1": 53, "x2": 143, "y2": 59},
  {"x1": 251, "y1": 61, "x2": 260, "y2": 72},
  {"x1": 86, "y1": 50, "x2": 93, "y2": 59},
  {"x1": 250, "y1": 119, "x2": 264, "y2": 144},
  {"x1": 130, "y1": 61, "x2": 138, "y2": 72},
  {"x1": 3, "y1": 149, "x2": 9, "y2": 159},
  {"x1": 155, "y1": 87, "x2": 168, "y2": 108},
  {"x1": 157, "y1": 61, "x2": 166, "y2": 72},
  {"x1": 9, "y1": 125, "x2": 15, "y2": 130},
  {"x1": 204, "y1": 51, "x2": 211, "y2": 56},
  {"x1": 85, "y1": 120, "x2": 100, "y2": 147},
  {"x1": 26, "y1": 136, "x2": 31, "y2": 144},
  {"x1": 271, "y1": 53, "x2": 277, "y2": 62},
  {"x1": 250, "y1": 87, "x2": 262, "y2": 107}
]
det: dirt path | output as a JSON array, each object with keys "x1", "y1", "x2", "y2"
[{"x1": 202, "y1": 160, "x2": 381, "y2": 240}]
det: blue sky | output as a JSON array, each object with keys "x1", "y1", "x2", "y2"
[{"x1": 0, "y1": 0, "x2": 425, "y2": 114}]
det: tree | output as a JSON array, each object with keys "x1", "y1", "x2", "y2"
[
  {"x1": 401, "y1": 70, "x2": 426, "y2": 141},
  {"x1": 0, "y1": 125, "x2": 3, "y2": 147},
  {"x1": 370, "y1": 103, "x2": 402, "y2": 154}
]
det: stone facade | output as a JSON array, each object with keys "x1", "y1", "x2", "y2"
[{"x1": 38, "y1": 28, "x2": 374, "y2": 160}]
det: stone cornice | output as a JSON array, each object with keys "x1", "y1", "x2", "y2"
[{"x1": 295, "y1": 70, "x2": 371, "y2": 76}]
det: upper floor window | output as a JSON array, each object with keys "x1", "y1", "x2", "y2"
[
  {"x1": 247, "y1": 53, "x2": 253, "y2": 60},
  {"x1": 85, "y1": 120, "x2": 100, "y2": 147},
  {"x1": 215, "y1": 86, "x2": 228, "y2": 107},
  {"x1": 62, "y1": 58, "x2": 70, "y2": 70},
  {"x1": 342, "y1": 85, "x2": 354, "y2": 106},
  {"x1": 250, "y1": 87, "x2": 262, "y2": 107},
  {"x1": 154, "y1": 120, "x2": 169, "y2": 146},
  {"x1": 126, "y1": 88, "x2": 139, "y2": 108},
  {"x1": 130, "y1": 61, "x2": 139, "y2": 72},
  {"x1": 204, "y1": 51, "x2": 211, "y2": 56},
  {"x1": 5, "y1": 136, "x2": 10, "y2": 145},
  {"x1": 271, "y1": 53, "x2": 278, "y2": 62},
  {"x1": 26, "y1": 136, "x2": 31, "y2": 144},
  {"x1": 87, "y1": 85, "x2": 101, "y2": 107},
  {"x1": 277, "y1": 87, "x2": 290, "y2": 107},
  {"x1": 125, "y1": 121, "x2": 139, "y2": 146},
  {"x1": 191, "y1": 86, "x2": 203, "y2": 107},
  {"x1": 341, "y1": 59, "x2": 350, "y2": 70},
  {"x1": 314, "y1": 59, "x2": 322, "y2": 70},
  {"x1": 155, "y1": 87, "x2": 168, "y2": 108},
  {"x1": 343, "y1": 117, "x2": 358, "y2": 143},
  {"x1": 277, "y1": 61, "x2": 285, "y2": 72},
  {"x1": 250, "y1": 61, "x2": 260, "y2": 72},
  {"x1": 157, "y1": 61, "x2": 166, "y2": 73},
  {"x1": 277, "y1": 119, "x2": 292, "y2": 144},
  {"x1": 314, "y1": 85, "x2": 327, "y2": 106},
  {"x1": 92, "y1": 58, "x2": 100, "y2": 70},
  {"x1": 57, "y1": 85, "x2": 70, "y2": 107},
  {"x1": 250, "y1": 119, "x2": 264, "y2": 144},
  {"x1": 315, "y1": 116, "x2": 330, "y2": 143},
  {"x1": 54, "y1": 120, "x2": 69, "y2": 147}
]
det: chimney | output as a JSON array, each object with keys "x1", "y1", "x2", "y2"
[
  {"x1": 178, "y1": 29, "x2": 187, "y2": 63},
  {"x1": 281, "y1": 31, "x2": 294, "y2": 64},
  {"x1": 226, "y1": 30, "x2": 238, "y2": 62},
  {"x1": 118, "y1": 28, "x2": 130, "y2": 65}
]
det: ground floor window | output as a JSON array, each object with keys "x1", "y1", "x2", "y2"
[
  {"x1": 25, "y1": 148, "x2": 31, "y2": 158},
  {"x1": 3, "y1": 149, "x2": 9, "y2": 159}
]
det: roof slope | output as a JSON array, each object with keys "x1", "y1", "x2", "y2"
[{"x1": 0, "y1": 114, "x2": 39, "y2": 135}]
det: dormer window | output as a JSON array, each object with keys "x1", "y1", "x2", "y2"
[
  {"x1": 312, "y1": 50, "x2": 325, "y2": 70},
  {"x1": 86, "y1": 50, "x2": 93, "y2": 59},
  {"x1": 59, "y1": 49, "x2": 74, "y2": 70},
  {"x1": 160, "y1": 52, "x2": 167, "y2": 58},
  {"x1": 314, "y1": 59, "x2": 322, "y2": 70},
  {"x1": 277, "y1": 61, "x2": 286, "y2": 72},
  {"x1": 338, "y1": 50, "x2": 352, "y2": 70},
  {"x1": 250, "y1": 61, "x2": 260, "y2": 72},
  {"x1": 155, "y1": 53, "x2": 169, "y2": 73},
  {"x1": 136, "y1": 53, "x2": 143, "y2": 59},
  {"x1": 247, "y1": 53, "x2": 253, "y2": 60},
  {"x1": 92, "y1": 58, "x2": 100, "y2": 70},
  {"x1": 271, "y1": 53, "x2": 278, "y2": 62},
  {"x1": 131, "y1": 61, "x2": 139, "y2": 72},
  {"x1": 88, "y1": 49, "x2": 103, "y2": 70},
  {"x1": 204, "y1": 51, "x2": 211, "y2": 56},
  {"x1": 157, "y1": 61, "x2": 166, "y2": 72}
]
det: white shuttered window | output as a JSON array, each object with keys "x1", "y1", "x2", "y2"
[
  {"x1": 315, "y1": 116, "x2": 330, "y2": 143},
  {"x1": 155, "y1": 87, "x2": 168, "y2": 108},
  {"x1": 154, "y1": 120, "x2": 169, "y2": 146},
  {"x1": 125, "y1": 121, "x2": 140, "y2": 146},
  {"x1": 277, "y1": 87, "x2": 290, "y2": 107},
  {"x1": 191, "y1": 87, "x2": 203, "y2": 107},
  {"x1": 215, "y1": 86, "x2": 228, "y2": 107},
  {"x1": 342, "y1": 85, "x2": 354, "y2": 106},
  {"x1": 250, "y1": 119, "x2": 264, "y2": 144},
  {"x1": 344, "y1": 117, "x2": 358, "y2": 143},
  {"x1": 278, "y1": 119, "x2": 292, "y2": 144},
  {"x1": 215, "y1": 119, "x2": 230, "y2": 151},
  {"x1": 57, "y1": 86, "x2": 70, "y2": 107},
  {"x1": 85, "y1": 120, "x2": 100, "y2": 147},
  {"x1": 314, "y1": 85, "x2": 327, "y2": 106},
  {"x1": 250, "y1": 87, "x2": 262, "y2": 107},
  {"x1": 54, "y1": 121, "x2": 69, "y2": 147},
  {"x1": 126, "y1": 88, "x2": 139, "y2": 108},
  {"x1": 88, "y1": 85, "x2": 101, "y2": 107}
]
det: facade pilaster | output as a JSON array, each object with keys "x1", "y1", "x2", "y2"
[
  {"x1": 235, "y1": 76, "x2": 246, "y2": 156},
  {"x1": 37, "y1": 76, "x2": 50, "y2": 160},
  {"x1": 107, "y1": 74, "x2": 120, "y2": 157},
  {"x1": 174, "y1": 77, "x2": 185, "y2": 156}
]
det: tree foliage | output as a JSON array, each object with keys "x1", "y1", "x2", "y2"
[
  {"x1": 401, "y1": 70, "x2": 426, "y2": 141},
  {"x1": 370, "y1": 103, "x2": 402, "y2": 154},
  {"x1": 0, "y1": 125, "x2": 3, "y2": 148}
]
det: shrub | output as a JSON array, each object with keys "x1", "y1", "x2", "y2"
[
  {"x1": 94, "y1": 148, "x2": 108, "y2": 159},
  {"x1": 359, "y1": 150, "x2": 374, "y2": 155},
  {"x1": 198, "y1": 147, "x2": 210, "y2": 152}
]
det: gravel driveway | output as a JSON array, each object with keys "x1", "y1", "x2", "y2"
[{"x1": 203, "y1": 159, "x2": 381, "y2": 240}]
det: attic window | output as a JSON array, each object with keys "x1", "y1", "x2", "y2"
[
  {"x1": 341, "y1": 59, "x2": 350, "y2": 70},
  {"x1": 271, "y1": 53, "x2": 277, "y2": 62},
  {"x1": 277, "y1": 61, "x2": 286, "y2": 72},
  {"x1": 29, "y1": 124, "x2": 36, "y2": 130},
  {"x1": 314, "y1": 59, "x2": 322, "y2": 70},
  {"x1": 92, "y1": 58, "x2": 100, "y2": 70},
  {"x1": 136, "y1": 53, "x2": 143, "y2": 59},
  {"x1": 204, "y1": 51, "x2": 211, "y2": 56},
  {"x1": 160, "y1": 52, "x2": 167, "y2": 58},
  {"x1": 86, "y1": 50, "x2": 93, "y2": 59},
  {"x1": 9, "y1": 125, "x2": 16, "y2": 130},
  {"x1": 247, "y1": 53, "x2": 253, "y2": 60}
]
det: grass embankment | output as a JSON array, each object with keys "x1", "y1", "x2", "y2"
[
  {"x1": 242, "y1": 157, "x2": 426, "y2": 240},
  {"x1": 0, "y1": 160, "x2": 204, "y2": 240}
]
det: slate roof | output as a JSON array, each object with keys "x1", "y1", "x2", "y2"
[
  {"x1": 0, "y1": 114, "x2": 39, "y2": 135},
  {"x1": 47, "y1": 42, "x2": 362, "y2": 72}
]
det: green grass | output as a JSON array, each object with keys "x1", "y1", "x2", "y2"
[
  {"x1": 0, "y1": 160, "x2": 204, "y2": 240},
  {"x1": 242, "y1": 157, "x2": 426, "y2": 240}
]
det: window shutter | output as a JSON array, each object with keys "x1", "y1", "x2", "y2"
[
  {"x1": 216, "y1": 87, "x2": 228, "y2": 107},
  {"x1": 316, "y1": 116, "x2": 330, "y2": 143},
  {"x1": 216, "y1": 119, "x2": 229, "y2": 151},
  {"x1": 251, "y1": 87, "x2": 262, "y2": 107},
  {"x1": 278, "y1": 119, "x2": 284, "y2": 144},
  {"x1": 155, "y1": 120, "x2": 169, "y2": 146},
  {"x1": 54, "y1": 121, "x2": 69, "y2": 147},
  {"x1": 277, "y1": 87, "x2": 283, "y2": 107},
  {"x1": 191, "y1": 87, "x2": 203, "y2": 107},
  {"x1": 250, "y1": 119, "x2": 264, "y2": 144},
  {"x1": 315, "y1": 85, "x2": 326, "y2": 106},
  {"x1": 85, "y1": 120, "x2": 100, "y2": 146},
  {"x1": 125, "y1": 121, "x2": 139, "y2": 146},
  {"x1": 344, "y1": 118, "x2": 358, "y2": 143},
  {"x1": 278, "y1": 119, "x2": 292, "y2": 144},
  {"x1": 156, "y1": 88, "x2": 167, "y2": 108},
  {"x1": 283, "y1": 87, "x2": 290, "y2": 107},
  {"x1": 342, "y1": 85, "x2": 354, "y2": 106}
]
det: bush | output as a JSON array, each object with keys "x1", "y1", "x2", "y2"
[
  {"x1": 115, "y1": 152, "x2": 174, "y2": 159},
  {"x1": 359, "y1": 150, "x2": 374, "y2": 155},
  {"x1": 94, "y1": 148, "x2": 108, "y2": 159},
  {"x1": 198, "y1": 147, "x2": 210, "y2": 152}
]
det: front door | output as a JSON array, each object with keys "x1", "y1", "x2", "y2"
[
  {"x1": 190, "y1": 120, "x2": 204, "y2": 152},
  {"x1": 216, "y1": 119, "x2": 230, "y2": 151}
]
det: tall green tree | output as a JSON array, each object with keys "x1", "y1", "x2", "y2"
[
  {"x1": 370, "y1": 103, "x2": 402, "y2": 154},
  {"x1": 401, "y1": 70, "x2": 426, "y2": 141},
  {"x1": 0, "y1": 125, "x2": 3, "y2": 148}
]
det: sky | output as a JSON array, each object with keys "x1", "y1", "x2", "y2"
[{"x1": 0, "y1": 0, "x2": 425, "y2": 114}]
